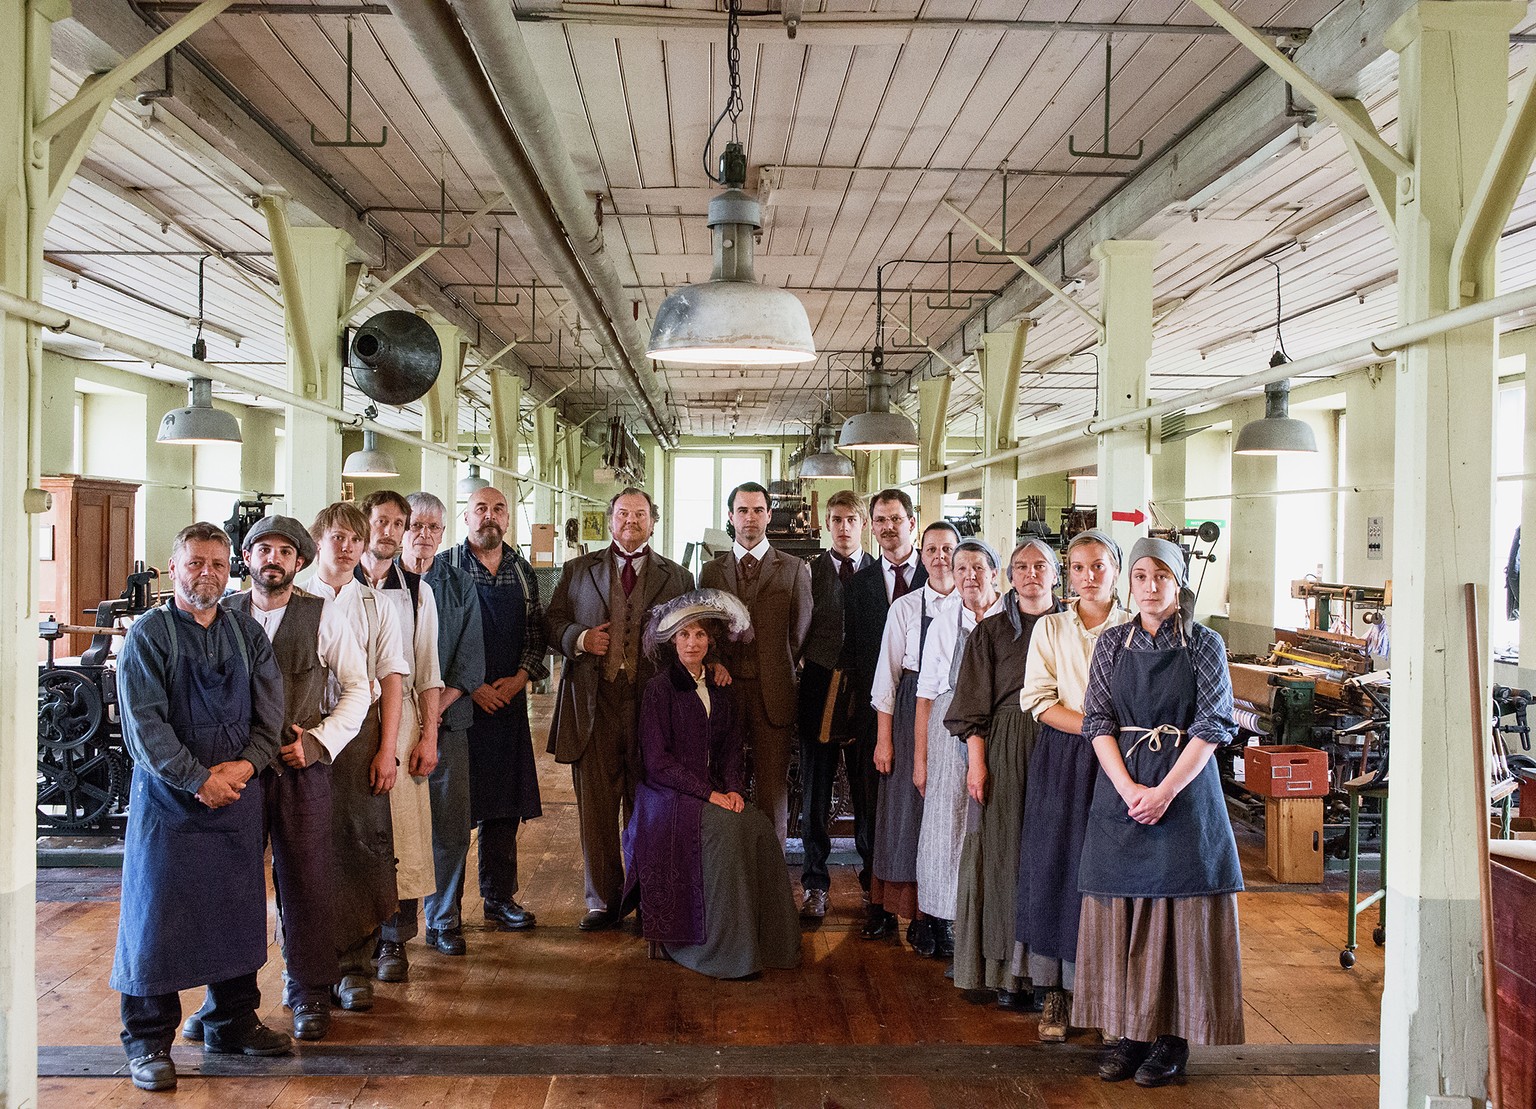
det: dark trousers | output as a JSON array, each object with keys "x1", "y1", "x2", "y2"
[
  {"x1": 479, "y1": 817, "x2": 522, "y2": 903},
  {"x1": 737, "y1": 677, "x2": 795, "y2": 847},
  {"x1": 798, "y1": 662, "x2": 877, "y2": 893},
  {"x1": 424, "y1": 728, "x2": 472, "y2": 932},
  {"x1": 265, "y1": 763, "x2": 339, "y2": 1004},
  {"x1": 122, "y1": 971, "x2": 259, "y2": 1058},
  {"x1": 572, "y1": 676, "x2": 639, "y2": 911},
  {"x1": 381, "y1": 899, "x2": 419, "y2": 944}
]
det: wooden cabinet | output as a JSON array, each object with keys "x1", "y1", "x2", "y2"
[
  {"x1": 38, "y1": 476, "x2": 139, "y2": 657},
  {"x1": 1494, "y1": 855, "x2": 1536, "y2": 1109}
]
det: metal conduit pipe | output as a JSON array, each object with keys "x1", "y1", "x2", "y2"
[
  {"x1": 387, "y1": 0, "x2": 675, "y2": 448},
  {"x1": 0, "y1": 287, "x2": 596, "y2": 502},
  {"x1": 918, "y1": 280, "x2": 1536, "y2": 484}
]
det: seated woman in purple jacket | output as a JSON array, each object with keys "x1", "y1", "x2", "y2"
[{"x1": 622, "y1": 589, "x2": 801, "y2": 978}]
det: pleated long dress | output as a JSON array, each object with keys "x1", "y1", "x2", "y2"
[
  {"x1": 915, "y1": 594, "x2": 1004, "y2": 922},
  {"x1": 946, "y1": 596, "x2": 1060, "y2": 992}
]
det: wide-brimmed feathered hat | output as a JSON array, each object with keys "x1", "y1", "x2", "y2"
[{"x1": 642, "y1": 588, "x2": 754, "y2": 659}]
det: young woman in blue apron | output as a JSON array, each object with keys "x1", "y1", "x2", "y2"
[
  {"x1": 1016, "y1": 530, "x2": 1131, "y2": 1041},
  {"x1": 1072, "y1": 537, "x2": 1244, "y2": 1088}
]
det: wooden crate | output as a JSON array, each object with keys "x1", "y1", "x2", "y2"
[{"x1": 1264, "y1": 795, "x2": 1325, "y2": 884}]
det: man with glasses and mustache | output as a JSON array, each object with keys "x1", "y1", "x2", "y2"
[
  {"x1": 112, "y1": 523, "x2": 289, "y2": 1091},
  {"x1": 449, "y1": 486, "x2": 548, "y2": 932},
  {"x1": 178, "y1": 516, "x2": 370, "y2": 1045},
  {"x1": 356, "y1": 491, "x2": 444, "y2": 984},
  {"x1": 402, "y1": 491, "x2": 485, "y2": 956}
]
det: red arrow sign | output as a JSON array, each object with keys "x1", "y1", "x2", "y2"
[{"x1": 1111, "y1": 509, "x2": 1146, "y2": 526}]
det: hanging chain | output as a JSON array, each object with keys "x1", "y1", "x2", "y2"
[{"x1": 703, "y1": 0, "x2": 746, "y2": 184}]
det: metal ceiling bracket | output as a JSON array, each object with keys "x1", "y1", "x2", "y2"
[
  {"x1": 36, "y1": 0, "x2": 234, "y2": 143},
  {"x1": 518, "y1": 278, "x2": 556, "y2": 346},
  {"x1": 1451, "y1": 62, "x2": 1536, "y2": 307},
  {"x1": 781, "y1": 0, "x2": 802, "y2": 39},
  {"x1": 943, "y1": 199, "x2": 1105, "y2": 342},
  {"x1": 972, "y1": 164, "x2": 1033, "y2": 258},
  {"x1": 461, "y1": 338, "x2": 520, "y2": 386},
  {"x1": 925, "y1": 232, "x2": 980, "y2": 310},
  {"x1": 881, "y1": 303, "x2": 962, "y2": 376},
  {"x1": 310, "y1": 17, "x2": 388, "y2": 148},
  {"x1": 42, "y1": 73, "x2": 119, "y2": 224},
  {"x1": 414, "y1": 177, "x2": 474, "y2": 248},
  {"x1": 474, "y1": 226, "x2": 522, "y2": 307},
  {"x1": 1186, "y1": 0, "x2": 1412, "y2": 178},
  {"x1": 1067, "y1": 40, "x2": 1144, "y2": 161},
  {"x1": 346, "y1": 191, "x2": 505, "y2": 322}
]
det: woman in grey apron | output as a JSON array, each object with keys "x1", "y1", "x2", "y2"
[
  {"x1": 869, "y1": 521, "x2": 958, "y2": 948},
  {"x1": 1016, "y1": 529, "x2": 1131, "y2": 1041},
  {"x1": 914, "y1": 537, "x2": 1004, "y2": 958},
  {"x1": 1072, "y1": 537, "x2": 1244, "y2": 1087}
]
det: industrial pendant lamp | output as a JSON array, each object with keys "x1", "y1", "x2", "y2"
[
  {"x1": 799, "y1": 420, "x2": 856, "y2": 479},
  {"x1": 342, "y1": 406, "x2": 400, "y2": 478},
  {"x1": 645, "y1": 0, "x2": 815, "y2": 367},
  {"x1": 158, "y1": 258, "x2": 242, "y2": 445},
  {"x1": 838, "y1": 319, "x2": 918, "y2": 452},
  {"x1": 458, "y1": 406, "x2": 490, "y2": 496},
  {"x1": 1234, "y1": 263, "x2": 1316, "y2": 456}
]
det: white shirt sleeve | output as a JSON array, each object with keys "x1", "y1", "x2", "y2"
[
  {"x1": 310, "y1": 603, "x2": 372, "y2": 761},
  {"x1": 870, "y1": 594, "x2": 913, "y2": 715},
  {"x1": 373, "y1": 591, "x2": 410, "y2": 680},
  {"x1": 1019, "y1": 614, "x2": 1062, "y2": 719},
  {"x1": 414, "y1": 580, "x2": 445, "y2": 692},
  {"x1": 916, "y1": 600, "x2": 958, "y2": 700}
]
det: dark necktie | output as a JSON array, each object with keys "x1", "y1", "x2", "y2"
[
  {"x1": 615, "y1": 545, "x2": 647, "y2": 596},
  {"x1": 890, "y1": 561, "x2": 910, "y2": 600},
  {"x1": 739, "y1": 552, "x2": 760, "y2": 586},
  {"x1": 836, "y1": 554, "x2": 855, "y2": 586}
]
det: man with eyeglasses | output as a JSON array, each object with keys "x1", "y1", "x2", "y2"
[{"x1": 403, "y1": 492, "x2": 485, "y2": 956}]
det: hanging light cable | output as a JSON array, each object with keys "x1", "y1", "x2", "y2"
[
  {"x1": 459, "y1": 402, "x2": 490, "y2": 496},
  {"x1": 645, "y1": 0, "x2": 815, "y2": 367},
  {"x1": 840, "y1": 260, "x2": 918, "y2": 450},
  {"x1": 158, "y1": 255, "x2": 243, "y2": 445},
  {"x1": 1234, "y1": 260, "x2": 1317, "y2": 455}
]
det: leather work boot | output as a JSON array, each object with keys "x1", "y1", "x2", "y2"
[{"x1": 1037, "y1": 988, "x2": 1070, "y2": 1042}]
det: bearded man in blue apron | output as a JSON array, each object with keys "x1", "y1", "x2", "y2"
[
  {"x1": 1073, "y1": 537, "x2": 1245, "y2": 1088},
  {"x1": 111, "y1": 522, "x2": 291, "y2": 1091}
]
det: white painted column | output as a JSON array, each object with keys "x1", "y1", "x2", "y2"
[
  {"x1": 978, "y1": 323, "x2": 1026, "y2": 550},
  {"x1": 420, "y1": 312, "x2": 463, "y2": 514},
  {"x1": 1341, "y1": 365, "x2": 1396, "y2": 589},
  {"x1": 1093, "y1": 241, "x2": 1158, "y2": 571},
  {"x1": 1381, "y1": 5, "x2": 1521, "y2": 1106},
  {"x1": 1226, "y1": 401, "x2": 1281, "y2": 654},
  {"x1": 488, "y1": 369, "x2": 522, "y2": 546},
  {"x1": 916, "y1": 375, "x2": 951, "y2": 529},
  {"x1": 533, "y1": 405, "x2": 558, "y2": 526}
]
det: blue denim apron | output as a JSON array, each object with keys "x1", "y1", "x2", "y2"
[
  {"x1": 110, "y1": 606, "x2": 268, "y2": 996},
  {"x1": 1077, "y1": 625, "x2": 1243, "y2": 900},
  {"x1": 468, "y1": 567, "x2": 541, "y2": 823}
]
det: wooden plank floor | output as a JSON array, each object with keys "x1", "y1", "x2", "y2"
[{"x1": 37, "y1": 687, "x2": 1384, "y2": 1106}]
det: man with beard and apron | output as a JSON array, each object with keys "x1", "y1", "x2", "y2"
[
  {"x1": 357, "y1": 491, "x2": 443, "y2": 984},
  {"x1": 111, "y1": 523, "x2": 289, "y2": 1092},
  {"x1": 454, "y1": 485, "x2": 549, "y2": 930},
  {"x1": 1073, "y1": 536, "x2": 1244, "y2": 1089}
]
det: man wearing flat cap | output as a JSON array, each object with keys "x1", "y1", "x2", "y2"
[{"x1": 181, "y1": 515, "x2": 372, "y2": 1045}]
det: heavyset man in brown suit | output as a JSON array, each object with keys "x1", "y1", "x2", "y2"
[
  {"x1": 700, "y1": 481, "x2": 813, "y2": 847},
  {"x1": 545, "y1": 488, "x2": 694, "y2": 930}
]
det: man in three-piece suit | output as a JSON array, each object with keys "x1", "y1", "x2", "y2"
[
  {"x1": 700, "y1": 481, "x2": 813, "y2": 848},
  {"x1": 796, "y1": 489, "x2": 877, "y2": 919},
  {"x1": 545, "y1": 488, "x2": 693, "y2": 930},
  {"x1": 845, "y1": 487, "x2": 926, "y2": 939}
]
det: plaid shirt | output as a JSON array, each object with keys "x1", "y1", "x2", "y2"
[
  {"x1": 451, "y1": 540, "x2": 549, "y2": 683},
  {"x1": 1081, "y1": 617, "x2": 1236, "y2": 746}
]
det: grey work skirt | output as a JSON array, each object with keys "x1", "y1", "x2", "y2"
[{"x1": 916, "y1": 689, "x2": 966, "y2": 921}]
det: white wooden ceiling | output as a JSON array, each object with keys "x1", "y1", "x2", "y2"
[{"x1": 38, "y1": 0, "x2": 1536, "y2": 447}]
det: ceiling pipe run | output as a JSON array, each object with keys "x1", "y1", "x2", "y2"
[{"x1": 387, "y1": 0, "x2": 675, "y2": 448}]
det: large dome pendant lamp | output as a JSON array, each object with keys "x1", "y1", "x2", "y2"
[
  {"x1": 644, "y1": 0, "x2": 815, "y2": 368},
  {"x1": 838, "y1": 262, "x2": 918, "y2": 450},
  {"x1": 1234, "y1": 261, "x2": 1317, "y2": 456}
]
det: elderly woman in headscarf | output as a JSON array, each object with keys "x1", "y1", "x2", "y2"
[
  {"x1": 622, "y1": 589, "x2": 801, "y2": 979},
  {"x1": 1015, "y1": 530, "x2": 1133, "y2": 1042},
  {"x1": 946, "y1": 537, "x2": 1065, "y2": 1007},
  {"x1": 1073, "y1": 538, "x2": 1243, "y2": 1088},
  {"x1": 913, "y1": 536, "x2": 1006, "y2": 960}
]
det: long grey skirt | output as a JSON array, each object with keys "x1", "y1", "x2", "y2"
[
  {"x1": 665, "y1": 802, "x2": 802, "y2": 979},
  {"x1": 953, "y1": 703, "x2": 1036, "y2": 991},
  {"x1": 916, "y1": 689, "x2": 967, "y2": 920},
  {"x1": 873, "y1": 670, "x2": 924, "y2": 885},
  {"x1": 1072, "y1": 893, "x2": 1245, "y2": 1045}
]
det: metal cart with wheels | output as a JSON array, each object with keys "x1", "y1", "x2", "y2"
[{"x1": 1341, "y1": 779, "x2": 1387, "y2": 969}]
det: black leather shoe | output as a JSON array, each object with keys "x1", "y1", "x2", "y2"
[
  {"x1": 485, "y1": 898, "x2": 536, "y2": 930},
  {"x1": 330, "y1": 973, "x2": 374, "y2": 1012},
  {"x1": 426, "y1": 926, "x2": 467, "y2": 955},
  {"x1": 933, "y1": 918, "x2": 955, "y2": 959},
  {"x1": 579, "y1": 908, "x2": 621, "y2": 932},
  {"x1": 800, "y1": 889, "x2": 828, "y2": 920},
  {"x1": 995, "y1": 988, "x2": 1034, "y2": 1011},
  {"x1": 1134, "y1": 1035, "x2": 1190, "y2": 1087},
  {"x1": 374, "y1": 940, "x2": 408, "y2": 982},
  {"x1": 1098, "y1": 1038, "x2": 1151, "y2": 1082},
  {"x1": 291, "y1": 1002, "x2": 330, "y2": 1041},
  {"x1": 908, "y1": 917, "x2": 937, "y2": 957},
  {"x1": 128, "y1": 1050, "x2": 176, "y2": 1091},
  {"x1": 859, "y1": 910, "x2": 896, "y2": 940},
  {"x1": 180, "y1": 1014, "x2": 204, "y2": 1042},
  {"x1": 204, "y1": 1021, "x2": 293, "y2": 1057}
]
